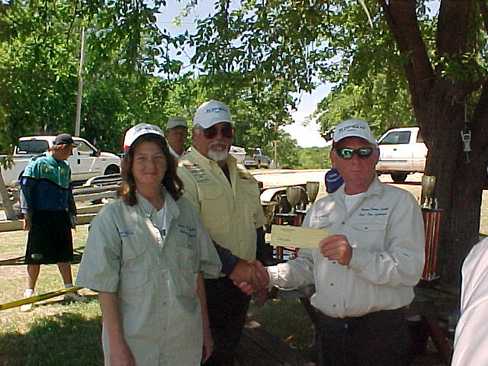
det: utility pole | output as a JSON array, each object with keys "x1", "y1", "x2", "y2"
[
  {"x1": 273, "y1": 140, "x2": 278, "y2": 168},
  {"x1": 74, "y1": 27, "x2": 85, "y2": 137}
]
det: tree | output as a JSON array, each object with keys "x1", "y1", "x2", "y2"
[
  {"x1": 187, "y1": 0, "x2": 488, "y2": 285},
  {"x1": 297, "y1": 147, "x2": 331, "y2": 169},
  {"x1": 0, "y1": 0, "x2": 177, "y2": 153}
]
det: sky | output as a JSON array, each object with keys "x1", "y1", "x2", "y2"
[{"x1": 157, "y1": 1, "x2": 330, "y2": 148}]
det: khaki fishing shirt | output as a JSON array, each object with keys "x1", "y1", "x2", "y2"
[
  {"x1": 178, "y1": 149, "x2": 266, "y2": 261},
  {"x1": 76, "y1": 192, "x2": 221, "y2": 365},
  {"x1": 268, "y1": 178, "x2": 425, "y2": 318}
]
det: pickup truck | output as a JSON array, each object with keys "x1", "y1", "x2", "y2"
[
  {"x1": 376, "y1": 127, "x2": 427, "y2": 183},
  {"x1": 244, "y1": 148, "x2": 272, "y2": 169},
  {"x1": 0, "y1": 136, "x2": 121, "y2": 186}
]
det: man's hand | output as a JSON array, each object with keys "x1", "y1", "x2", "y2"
[
  {"x1": 319, "y1": 234, "x2": 353, "y2": 265},
  {"x1": 229, "y1": 259, "x2": 269, "y2": 294},
  {"x1": 22, "y1": 215, "x2": 31, "y2": 231}
]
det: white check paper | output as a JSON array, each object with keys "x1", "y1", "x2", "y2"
[{"x1": 270, "y1": 225, "x2": 329, "y2": 249}]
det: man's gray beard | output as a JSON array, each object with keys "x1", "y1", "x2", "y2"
[{"x1": 208, "y1": 149, "x2": 229, "y2": 162}]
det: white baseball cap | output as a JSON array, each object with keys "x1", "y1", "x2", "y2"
[
  {"x1": 333, "y1": 119, "x2": 377, "y2": 145},
  {"x1": 167, "y1": 116, "x2": 187, "y2": 129},
  {"x1": 123, "y1": 123, "x2": 165, "y2": 152},
  {"x1": 193, "y1": 100, "x2": 232, "y2": 129}
]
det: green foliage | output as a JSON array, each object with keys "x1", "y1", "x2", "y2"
[
  {"x1": 296, "y1": 147, "x2": 331, "y2": 169},
  {"x1": 274, "y1": 132, "x2": 300, "y2": 169},
  {"x1": 0, "y1": 0, "x2": 177, "y2": 153}
]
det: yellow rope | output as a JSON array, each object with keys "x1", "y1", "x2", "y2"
[{"x1": 0, "y1": 286, "x2": 83, "y2": 311}]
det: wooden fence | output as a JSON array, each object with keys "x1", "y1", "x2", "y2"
[{"x1": 0, "y1": 169, "x2": 121, "y2": 232}]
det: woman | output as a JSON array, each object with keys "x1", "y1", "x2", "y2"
[{"x1": 76, "y1": 123, "x2": 221, "y2": 365}]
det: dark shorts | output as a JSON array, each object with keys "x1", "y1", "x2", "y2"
[{"x1": 25, "y1": 210, "x2": 74, "y2": 265}]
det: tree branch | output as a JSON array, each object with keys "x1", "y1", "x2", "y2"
[
  {"x1": 474, "y1": 81, "x2": 488, "y2": 161},
  {"x1": 437, "y1": 0, "x2": 475, "y2": 56},
  {"x1": 378, "y1": 0, "x2": 434, "y2": 121},
  {"x1": 480, "y1": 0, "x2": 488, "y2": 34}
]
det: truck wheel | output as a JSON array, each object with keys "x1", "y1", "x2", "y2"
[
  {"x1": 104, "y1": 165, "x2": 120, "y2": 175},
  {"x1": 391, "y1": 173, "x2": 408, "y2": 183}
]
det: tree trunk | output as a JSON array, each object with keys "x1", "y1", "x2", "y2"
[{"x1": 420, "y1": 82, "x2": 487, "y2": 286}]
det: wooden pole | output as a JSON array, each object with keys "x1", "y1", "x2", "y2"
[
  {"x1": 0, "y1": 166, "x2": 16, "y2": 220},
  {"x1": 74, "y1": 27, "x2": 85, "y2": 137}
]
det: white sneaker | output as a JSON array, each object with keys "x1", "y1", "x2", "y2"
[
  {"x1": 20, "y1": 289, "x2": 34, "y2": 312},
  {"x1": 64, "y1": 292, "x2": 88, "y2": 302}
]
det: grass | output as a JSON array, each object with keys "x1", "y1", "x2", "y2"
[{"x1": 0, "y1": 226, "x2": 105, "y2": 366}]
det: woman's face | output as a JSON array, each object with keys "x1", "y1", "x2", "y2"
[{"x1": 132, "y1": 141, "x2": 167, "y2": 188}]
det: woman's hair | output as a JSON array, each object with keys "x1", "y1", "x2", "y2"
[{"x1": 118, "y1": 134, "x2": 183, "y2": 205}]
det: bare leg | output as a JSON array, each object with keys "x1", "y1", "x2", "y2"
[
  {"x1": 57, "y1": 262, "x2": 73, "y2": 285},
  {"x1": 27, "y1": 264, "x2": 40, "y2": 290}
]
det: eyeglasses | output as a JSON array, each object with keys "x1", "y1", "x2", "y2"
[
  {"x1": 335, "y1": 147, "x2": 374, "y2": 160},
  {"x1": 202, "y1": 124, "x2": 234, "y2": 139}
]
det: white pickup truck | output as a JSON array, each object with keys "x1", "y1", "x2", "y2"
[
  {"x1": 376, "y1": 127, "x2": 427, "y2": 183},
  {"x1": 0, "y1": 136, "x2": 121, "y2": 186}
]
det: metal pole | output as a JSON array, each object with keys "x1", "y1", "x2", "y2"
[{"x1": 74, "y1": 27, "x2": 85, "y2": 137}]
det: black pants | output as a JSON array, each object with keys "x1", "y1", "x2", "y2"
[
  {"x1": 315, "y1": 307, "x2": 411, "y2": 366},
  {"x1": 203, "y1": 277, "x2": 250, "y2": 366}
]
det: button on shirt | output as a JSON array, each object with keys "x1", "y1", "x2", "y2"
[
  {"x1": 268, "y1": 178, "x2": 425, "y2": 318},
  {"x1": 178, "y1": 149, "x2": 266, "y2": 261},
  {"x1": 76, "y1": 192, "x2": 221, "y2": 366}
]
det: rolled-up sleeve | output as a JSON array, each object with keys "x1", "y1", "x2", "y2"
[
  {"x1": 76, "y1": 206, "x2": 122, "y2": 293},
  {"x1": 195, "y1": 213, "x2": 222, "y2": 278}
]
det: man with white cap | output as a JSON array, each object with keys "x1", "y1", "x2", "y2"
[
  {"x1": 178, "y1": 100, "x2": 268, "y2": 365},
  {"x1": 260, "y1": 119, "x2": 425, "y2": 365},
  {"x1": 165, "y1": 116, "x2": 188, "y2": 159}
]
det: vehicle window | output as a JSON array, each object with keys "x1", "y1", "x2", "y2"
[
  {"x1": 416, "y1": 132, "x2": 424, "y2": 143},
  {"x1": 77, "y1": 141, "x2": 94, "y2": 155},
  {"x1": 16, "y1": 140, "x2": 49, "y2": 154},
  {"x1": 380, "y1": 131, "x2": 411, "y2": 145}
]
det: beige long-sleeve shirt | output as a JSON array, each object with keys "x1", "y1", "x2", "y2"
[
  {"x1": 268, "y1": 178, "x2": 425, "y2": 318},
  {"x1": 178, "y1": 149, "x2": 266, "y2": 261},
  {"x1": 76, "y1": 192, "x2": 221, "y2": 365}
]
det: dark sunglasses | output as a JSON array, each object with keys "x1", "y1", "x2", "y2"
[
  {"x1": 202, "y1": 124, "x2": 234, "y2": 139},
  {"x1": 335, "y1": 147, "x2": 374, "y2": 160}
]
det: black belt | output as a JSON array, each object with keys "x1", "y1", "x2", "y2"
[{"x1": 314, "y1": 307, "x2": 406, "y2": 330}]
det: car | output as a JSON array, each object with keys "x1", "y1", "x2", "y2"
[
  {"x1": 0, "y1": 136, "x2": 121, "y2": 186},
  {"x1": 244, "y1": 148, "x2": 271, "y2": 169},
  {"x1": 375, "y1": 127, "x2": 427, "y2": 183}
]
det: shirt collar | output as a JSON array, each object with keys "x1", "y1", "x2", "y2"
[
  {"x1": 135, "y1": 188, "x2": 180, "y2": 220},
  {"x1": 332, "y1": 177, "x2": 384, "y2": 199}
]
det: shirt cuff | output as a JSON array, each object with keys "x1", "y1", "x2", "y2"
[
  {"x1": 214, "y1": 244, "x2": 239, "y2": 276},
  {"x1": 348, "y1": 247, "x2": 371, "y2": 272}
]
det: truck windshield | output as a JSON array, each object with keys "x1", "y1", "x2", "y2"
[
  {"x1": 16, "y1": 140, "x2": 49, "y2": 154},
  {"x1": 380, "y1": 131, "x2": 411, "y2": 145}
]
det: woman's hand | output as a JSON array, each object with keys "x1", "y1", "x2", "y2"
[
  {"x1": 110, "y1": 339, "x2": 136, "y2": 366},
  {"x1": 202, "y1": 326, "x2": 214, "y2": 362}
]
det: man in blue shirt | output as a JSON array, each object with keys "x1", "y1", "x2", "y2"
[{"x1": 19, "y1": 133, "x2": 85, "y2": 311}]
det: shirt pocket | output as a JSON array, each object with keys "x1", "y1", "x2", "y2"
[
  {"x1": 239, "y1": 180, "x2": 261, "y2": 219},
  {"x1": 119, "y1": 238, "x2": 150, "y2": 297},
  {"x1": 350, "y1": 221, "x2": 387, "y2": 250},
  {"x1": 310, "y1": 213, "x2": 333, "y2": 229},
  {"x1": 200, "y1": 187, "x2": 228, "y2": 229}
]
